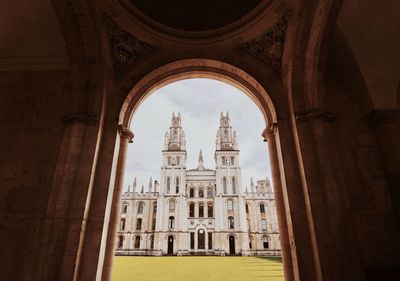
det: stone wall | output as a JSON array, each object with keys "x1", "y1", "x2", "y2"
[{"x1": 0, "y1": 70, "x2": 70, "y2": 281}]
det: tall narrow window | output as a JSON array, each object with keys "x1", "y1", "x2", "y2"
[
  {"x1": 208, "y1": 232, "x2": 213, "y2": 249},
  {"x1": 260, "y1": 203, "x2": 265, "y2": 213},
  {"x1": 138, "y1": 202, "x2": 144, "y2": 214},
  {"x1": 223, "y1": 177, "x2": 227, "y2": 194},
  {"x1": 190, "y1": 232, "x2": 195, "y2": 249},
  {"x1": 169, "y1": 200, "x2": 175, "y2": 211},
  {"x1": 177, "y1": 157, "x2": 180, "y2": 165},
  {"x1": 167, "y1": 177, "x2": 171, "y2": 193},
  {"x1": 167, "y1": 156, "x2": 171, "y2": 165},
  {"x1": 207, "y1": 203, "x2": 213, "y2": 217},
  {"x1": 189, "y1": 188, "x2": 194, "y2": 198},
  {"x1": 231, "y1": 156, "x2": 235, "y2": 165},
  {"x1": 198, "y1": 229, "x2": 205, "y2": 249},
  {"x1": 245, "y1": 203, "x2": 249, "y2": 213},
  {"x1": 122, "y1": 204, "x2": 128, "y2": 214},
  {"x1": 207, "y1": 187, "x2": 213, "y2": 197},
  {"x1": 153, "y1": 203, "x2": 157, "y2": 213},
  {"x1": 136, "y1": 218, "x2": 142, "y2": 230},
  {"x1": 120, "y1": 219, "x2": 125, "y2": 230},
  {"x1": 175, "y1": 177, "x2": 179, "y2": 194},
  {"x1": 263, "y1": 236, "x2": 270, "y2": 249},
  {"x1": 199, "y1": 203, "x2": 204, "y2": 218},
  {"x1": 228, "y1": 216, "x2": 234, "y2": 229},
  {"x1": 261, "y1": 219, "x2": 267, "y2": 230},
  {"x1": 198, "y1": 188, "x2": 204, "y2": 198},
  {"x1": 227, "y1": 200, "x2": 233, "y2": 210},
  {"x1": 222, "y1": 156, "x2": 226, "y2": 165},
  {"x1": 150, "y1": 235, "x2": 154, "y2": 249},
  {"x1": 152, "y1": 218, "x2": 156, "y2": 230},
  {"x1": 169, "y1": 216, "x2": 175, "y2": 229},
  {"x1": 118, "y1": 235, "x2": 124, "y2": 248},
  {"x1": 134, "y1": 236, "x2": 140, "y2": 249},
  {"x1": 189, "y1": 203, "x2": 195, "y2": 217},
  {"x1": 232, "y1": 177, "x2": 236, "y2": 194}
]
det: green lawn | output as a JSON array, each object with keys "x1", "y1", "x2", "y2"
[{"x1": 112, "y1": 256, "x2": 284, "y2": 281}]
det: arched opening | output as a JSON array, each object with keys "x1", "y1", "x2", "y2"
[
  {"x1": 167, "y1": 236, "x2": 174, "y2": 255},
  {"x1": 229, "y1": 236, "x2": 235, "y2": 255},
  {"x1": 198, "y1": 229, "x2": 205, "y2": 250}
]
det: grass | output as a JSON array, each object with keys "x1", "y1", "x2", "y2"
[{"x1": 112, "y1": 256, "x2": 284, "y2": 281}]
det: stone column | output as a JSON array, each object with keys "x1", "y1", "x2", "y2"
[
  {"x1": 368, "y1": 110, "x2": 400, "y2": 226},
  {"x1": 101, "y1": 125, "x2": 134, "y2": 281},
  {"x1": 262, "y1": 124, "x2": 294, "y2": 281}
]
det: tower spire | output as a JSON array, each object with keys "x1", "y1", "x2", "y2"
[
  {"x1": 198, "y1": 149, "x2": 204, "y2": 169},
  {"x1": 148, "y1": 177, "x2": 153, "y2": 192},
  {"x1": 129, "y1": 177, "x2": 136, "y2": 193}
]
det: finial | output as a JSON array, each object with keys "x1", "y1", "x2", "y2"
[{"x1": 141, "y1": 184, "x2": 144, "y2": 193}]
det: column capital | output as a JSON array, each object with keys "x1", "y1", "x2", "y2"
[
  {"x1": 262, "y1": 123, "x2": 278, "y2": 142},
  {"x1": 295, "y1": 108, "x2": 336, "y2": 122},
  {"x1": 367, "y1": 110, "x2": 400, "y2": 128},
  {"x1": 61, "y1": 113, "x2": 99, "y2": 124},
  {"x1": 118, "y1": 125, "x2": 134, "y2": 143}
]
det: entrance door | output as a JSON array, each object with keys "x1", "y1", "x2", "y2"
[
  {"x1": 229, "y1": 235, "x2": 235, "y2": 255},
  {"x1": 198, "y1": 229, "x2": 205, "y2": 250},
  {"x1": 167, "y1": 236, "x2": 174, "y2": 255}
]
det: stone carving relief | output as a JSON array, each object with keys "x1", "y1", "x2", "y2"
[
  {"x1": 240, "y1": 14, "x2": 289, "y2": 70},
  {"x1": 107, "y1": 20, "x2": 152, "y2": 77}
]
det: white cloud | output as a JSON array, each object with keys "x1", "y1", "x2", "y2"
[{"x1": 124, "y1": 78, "x2": 271, "y2": 192}]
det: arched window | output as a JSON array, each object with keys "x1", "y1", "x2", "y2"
[
  {"x1": 207, "y1": 203, "x2": 213, "y2": 217},
  {"x1": 199, "y1": 203, "x2": 204, "y2": 217},
  {"x1": 134, "y1": 236, "x2": 140, "y2": 249},
  {"x1": 167, "y1": 177, "x2": 170, "y2": 193},
  {"x1": 169, "y1": 216, "x2": 175, "y2": 229},
  {"x1": 198, "y1": 188, "x2": 204, "y2": 198},
  {"x1": 150, "y1": 235, "x2": 154, "y2": 249},
  {"x1": 189, "y1": 203, "x2": 195, "y2": 217},
  {"x1": 189, "y1": 188, "x2": 194, "y2": 198},
  {"x1": 260, "y1": 203, "x2": 265, "y2": 213},
  {"x1": 261, "y1": 219, "x2": 267, "y2": 230},
  {"x1": 245, "y1": 203, "x2": 249, "y2": 213},
  {"x1": 207, "y1": 187, "x2": 213, "y2": 197},
  {"x1": 223, "y1": 177, "x2": 227, "y2": 194},
  {"x1": 120, "y1": 219, "x2": 125, "y2": 230},
  {"x1": 122, "y1": 204, "x2": 128, "y2": 214},
  {"x1": 175, "y1": 177, "x2": 179, "y2": 194},
  {"x1": 169, "y1": 200, "x2": 175, "y2": 211},
  {"x1": 227, "y1": 200, "x2": 233, "y2": 210},
  {"x1": 232, "y1": 177, "x2": 236, "y2": 194},
  {"x1": 136, "y1": 218, "x2": 142, "y2": 230},
  {"x1": 138, "y1": 202, "x2": 144, "y2": 214},
  {"x1": 118, "y1": 235, "x2": 124, "y2": 248},
  {"x1": 228, "y1": 216, "x2": 234, "y2": 229}
]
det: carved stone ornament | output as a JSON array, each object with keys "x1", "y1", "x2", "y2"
[
  {"x1": 262, "y1": 123, "x2": 278, "y2": 142},
  {"x1": 107, "y1": 20, "x2": 152, "y2": 76},
  {"x1": 367, "y1": 110, "x2": 400, "y2": 128},
  {"x1": 295, "y1": 108, "x2": 336, "y2": 122},
  {"x1": 61, "y1": 113, "x2": 99, "y2": 124},
  {"x1": 240, "y1": 14, "x2": 289, "y2": 70},
  {"x1": 118, "y1": 125, "x2": 134, "y2": 143}
]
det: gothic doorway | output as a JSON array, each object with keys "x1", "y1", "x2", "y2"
[
  {"x1": 229, "y1": 235, "x2": 235, "y2": 255},
  {"x1": 167, "y1": 236, "x2": 174, "y2": 255},
  {"x1": 198, "y1": 229, "x2": 205, "y2": 250}
]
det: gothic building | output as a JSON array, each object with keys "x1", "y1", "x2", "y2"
[{"x1": 116, "y1": 113, "x2": 280, "y2": 256}]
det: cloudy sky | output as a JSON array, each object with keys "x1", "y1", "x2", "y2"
[{"x1": 124, "y1": 78, "x2": 271, "y2": 192}]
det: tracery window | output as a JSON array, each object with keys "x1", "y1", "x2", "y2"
[
  {"x1": 207, "y1": 203, "x2": 213, "y2": 217},
  {"x1": 138, "y1": 202, "x2": 144, "y2": 214},
  {"x1": 198, "y1": 188, "x2": 204, "y2": 198},
  {"x1": 169, "y1": 216, "x2": 175, "y2": 229},
  {"x1": 227, "y1": 200, "x2": 233, "y2": 210},
  {"x1": 136, "y1": 218, "x2": 142, "y2": 230},
  {"x1": 199, "y1": 203, "x2": 204, "y2": 217},
  {"x1": 189, "y1": 203, "x2": 195, "y2": 217},
  {"x1": 228, "y1": 216, "x2": 234, "y2": 229},
  {"x1": 260, "y1": 203, "x2": 265, "y2": 213},
  {"x1": 207, "y1": 187, "x2": 213, "y2": 197}
]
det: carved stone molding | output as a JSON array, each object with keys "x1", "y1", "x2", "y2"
[
  {"x1": 367, "y1": 110, "x2": 400, "y2": 128},
  {"x1": 295, "y1": 108, "x2": 336, "y2": 122},
  {"x1": 118, "y1": 124, "x2": 134, "y2": 143},
  {"x1": 61, "y1": 113, "x2": 99, "y2": 124},
  {"x1": 262, "y1": 123, "x2": 278, "y2": 142},
  {"x1": 239, "y1": 13, "x2": 289, "y2": 70},
  {"x1": 107, "y1": 20, "x2": 153, "y2": 77}
]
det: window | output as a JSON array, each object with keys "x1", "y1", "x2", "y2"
[
  {"x1": 260, "y1": 203, "x2": 265, "y2": 213},
  {"x1": 199, "y1": 203, "x2": 204, "y2": 217},
  {"x1": 232, "y1": 177, "x2": 236, "y2": 194},
  {"x1": 198, "y1": 188, "x2": 204, "y2": 198},
  {"x1": 245, "y1": 203, "x2": 249, "y2": 213},
  {"x1": 167, "y1": 177, "x2": 170, "y2": 193},
  {"x1": 231, "y1": 156, "x2": 235, "y2": 165},
  {"x1": 120, "y1": 219, "x2": 125, "y2": 230},
  {"x1": 223, "y1": 177, "x2": 227, "y2": 194},
  {"x1": 175, "y1": 177, "x2": 179, "y2": 194},
  {"x1": 261, "y1": 219, "x2": 267, "y2": 230},
  {"x1": 198, "y1": 229, "x2": 205, "y2": 249},
  {"x1": 208, "y1": 232, "x2": 213, "y2": 249},
  {"x1": 177, "y1": 156, "x2": 180, "y2": 165},
  {"x1": 189, "y1": 203, "x2": 195, "y2": 217},
  {"x1": 190, "y1": 232, "x2": 195, "y2": 249},
  {"x1": 228, "y1": 216, "x2": 234, "y2": 229},
  {"x1": 138, "y1": 202, "x2": 144, "y2": 214},
  {"x1": 222, "y1": 156, "x2": 226, "y2": 165},
  {"x1": 167, "y1": 156, "x2": 171, "y2": 165},
  {"x1": 169, "y1": 216, "x2": 175, "y2": 229},
  {"x1": 227, "y1": 200, "x2": 233, "y2": 210},
  {"x1": 153, "y1": 203, "x2": 157, "y2": 213},
  {"x1": 169, "y1": 200, "x2": 175, "y2": 211},
  {"x1": 122, "y1": 204, "x2": 128, "y2": 214},
  {"x1": 207, "y1": 203, "x2": 213, "y2": 217},
  {"x1": 152, "y1": 218, "x2": 156, "y2": 230},
  {"x1": 189, "y1": 188, "x2": 194, "y2": 197},
  {"x1": 207, "y1": 187, "x2": 213, "y2": 197},
  {"x1": 263, "y1": 236, "x2": 270, "y2": 249},
  {"x1": 263, "y1": 241, "x2": 269, "y2": 249},
  {"x1": 150, "y1": 235, "x2": 154, "y2": 249},
  {"x1": 118, "y1": 236, "x2": 123, "y2": 248},
  {"x1": 134, "y1": 236, "x2": 140, "y2": 249},
  {"x1": 136, "y1": 218, "x2": 142, "y2": 230}
]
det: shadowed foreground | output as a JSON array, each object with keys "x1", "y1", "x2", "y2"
[{"x1": 112, "y1": 256, "x2": 284, "y2": 281}]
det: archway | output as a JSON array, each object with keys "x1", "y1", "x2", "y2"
[{"x1": 229, "y1": 236, "x2": 235, "y2": 255}]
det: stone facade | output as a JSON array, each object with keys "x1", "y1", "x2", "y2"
[{"x1": 116, "y1": 112, "x2": 280, "y2": 256}]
